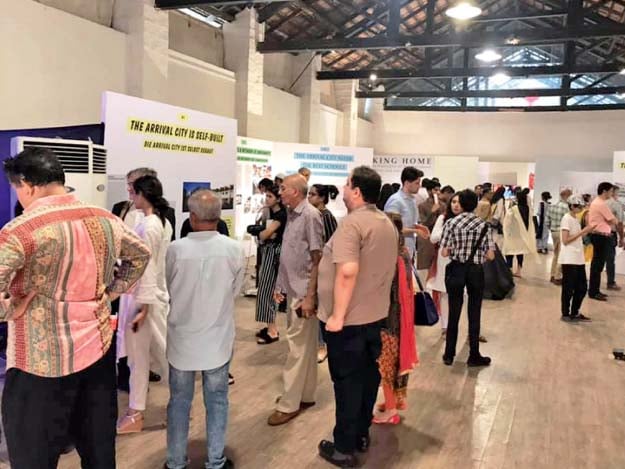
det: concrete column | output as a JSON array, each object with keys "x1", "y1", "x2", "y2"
[
  {"x1": 223, "y1": 8, "x2": 264, "y2": 136},
  {"x1": 291, "y1": 53, "x2": 322, "y2": 144},
  {"x1": 112, "y1": 0, "x2": 169, "y2": 101},
  {"x1": 334, "y1": 80, "x2": 359, "y2": 146}
]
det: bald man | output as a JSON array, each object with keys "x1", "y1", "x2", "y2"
[
  {"x1": 298, "y1": 167, "x2": 311, "y2": 182},
  {"x1": 268, "y1": 175, "x2": 324, "y2": 426}
]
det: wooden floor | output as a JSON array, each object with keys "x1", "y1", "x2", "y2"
[{"x1": 14, "y1": 254, "x2": 625, "y2": 468}]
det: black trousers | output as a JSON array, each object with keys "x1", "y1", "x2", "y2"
[
  {"x1": 561, "y1": 264, "x2": 587, "y2": 317},
  {"x1": 589, "y1": 233, "x2": 612, "y2": 296},
  {"x1": 2, "y1": 345, "x2": 117, "y2": 469},
  {"x1": 323, "y1": 320, "x2": 383, "y2": 455},
  {"x1": 505, "y1": 254, "x2": 524, "y2": 269},
  {"x1": 445, "y1": 262, "x2": 485, "y2": 359},
  {"x1": 606, "y1": 232, "x2": 618, "y2": 286}
]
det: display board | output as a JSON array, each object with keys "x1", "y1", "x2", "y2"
[
  {"x1": 235, "y1": 137, "x2": 274, "y2": 238},
  {"x1": 102, "y1": 92, "x2": 237, "y2": 238},
  {"x1": 373, "y1": 155, "x2": 434, "y2": 184},
  {"x1": 272, "y1": 143, "x2": 374, "y2": 218}
]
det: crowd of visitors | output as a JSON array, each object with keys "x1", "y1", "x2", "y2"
[{"x1": 0, "y1": 147, "x2": 623, "y2": 469}]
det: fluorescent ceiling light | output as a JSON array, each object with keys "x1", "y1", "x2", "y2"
[
  {"x1": 491, "y1": 72, "x2": 510, "y2": 86},
  {"x1": 617, "y1": 93, "x2": 625, "y2": 100},
  {"x1": 369, "y1": 73, "x2": 378, "y2": 81},
  {"x1": 476, "y1": 49, "x2": 502, "y2": 63},
  {"x1": 620, "y1": 68, "x2": 625, "y2": 75},
  {"x1": 180, "y1": 8, "x2": 223, "y2": 28},
  {"x1": 446, "y1": 2, "x2": 482, "y2": 20}
]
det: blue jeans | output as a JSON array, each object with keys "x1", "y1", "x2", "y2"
[{"x1": 166, "y1": 361, "x2": 230, "y2": 469}]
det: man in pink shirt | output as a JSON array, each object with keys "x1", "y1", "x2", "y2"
[{"x1": 588, "y1": 182, "x2": 617, "y2": 301}]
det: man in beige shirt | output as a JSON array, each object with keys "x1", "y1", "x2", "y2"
[{"x1": 316, "y1": 166, "x2": 398, "y2": 467}]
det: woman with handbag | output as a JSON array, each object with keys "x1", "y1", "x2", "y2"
[
  {"x1": 254, "y1": 185, "x2": 287, "y2": 344},
  {"x1": 373, "y1": 213, "x2": 419, "y2": 425}
]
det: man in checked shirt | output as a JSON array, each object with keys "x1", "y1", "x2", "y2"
[{"x1": 440, "y1": 189, "x2": 495, "y2": 367}]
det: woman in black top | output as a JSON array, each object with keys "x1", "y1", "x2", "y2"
[
  {"x1": 255, "y1": 185, "x2": 287, "y2": 344},
  {"x1": 308, "y1": 184, "x2": 339, "y2": 363}
]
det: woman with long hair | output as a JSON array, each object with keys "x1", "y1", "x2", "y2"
[
  {"x1": 255, "y1": 185, "x2": 287, "y2": 344},
  {"x1": 117, "y1": 175, "x2": 173, "y2": 434},
  {"x1": 373, "y1": 212, "x2": 418, "y2": 425},
  {"x1": 427, "y1": 189, "x2": 458, "y2": 337},
  {"x1": 308, "y1": 184, "x2": 338, "y2": 363},
  {"x1": 502, "y1": 190, "x2": 537, "y2": 277},
  {"x1": 377, "y1": 183, "x2": 395, "y2": 211}
]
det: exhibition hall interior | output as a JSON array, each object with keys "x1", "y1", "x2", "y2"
[{"x1": 2, "y1": 0, "x2": 625, "y2": 468}]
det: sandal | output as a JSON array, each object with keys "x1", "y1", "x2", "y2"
[
  {"x1": 257, "y1": 329, "x2": 279, "y2": 344},
  {"x1": 117, "y1": 411, "x2": 144, "y2": 434},
  {"x1": 372, "y1": 412, "x2": 400, "y2": 425}
]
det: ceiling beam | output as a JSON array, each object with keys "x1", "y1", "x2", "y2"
[
  {"x1": 258, "y1": 25, "x2": 625, "y2": 53},
  {"x1": 258, "y1": 2, "x2": 293, "y2": 22},
  {"x1": 357, "y1": 85, "x2": 625, "y2": 98},
  {"x1": 317, "y1": 63, "x2": 625, "y2": 80},
  {"x1": 383, "y1": 103, "x2": 625, "y2": 111},
  {"x1": 470, "y1": 9, "x2": 568, "y2": 23},
  {"x1": 155, "y1": 0, "x2": 290, "y2": 8}
]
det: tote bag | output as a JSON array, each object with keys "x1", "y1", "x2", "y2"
[{"x1": 413, "y1": 268, "x2": 439, "y2": 326}]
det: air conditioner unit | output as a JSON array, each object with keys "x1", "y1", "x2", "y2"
[{"x1": 10, "y1": 137, "x2": 107, "y2": 208}]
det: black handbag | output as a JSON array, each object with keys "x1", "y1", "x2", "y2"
[
  {"x1": 413, "y1": 268, "x2": 439, "y2": 327},
  {"x1": 482, "y1": 245, "x2": 515, "y2": 300}
]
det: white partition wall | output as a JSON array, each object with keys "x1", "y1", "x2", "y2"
[
  {"x1": 102, "y1": 91, "x2": 237, "y2": 237},
  {"x1": 372, "y1": 155, "x2": 434, "y2": 184}
]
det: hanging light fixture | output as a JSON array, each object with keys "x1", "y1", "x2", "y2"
[
  {"x1": 491, "y1": 72, "x2": 510, "y2": 86},
  {"x1": 476, "y1": 49, "x2": 502, "y2": 63},
  {"x1": 369, "y1": 73, "x2": 378, "y2": 81},
  {"x1": 445, "y1": 2, "x2": 482, "y2": 20}
]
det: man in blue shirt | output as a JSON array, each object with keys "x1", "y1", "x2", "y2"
[{"x1": 384, "y1": 166, "x2": 426, "y2": 259}]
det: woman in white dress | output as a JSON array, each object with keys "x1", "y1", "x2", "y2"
[
  {"x1": 117, "y1": 175, "x2": 172, "y2": 434},
  {"x1": 502, "y1": 191, "x2": 537, "y2": 278}
]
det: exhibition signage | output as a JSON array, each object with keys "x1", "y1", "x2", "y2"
[
  {"x1": 102, "y1": 91, "x2": 237, "y2": 237},
  {"x1": 373, "y1": 155, "x2": 434, "y2": 184},
  {"x1": 235, "y1": 137, "x2": 275, "y2": 239},
  {"x1": 272, "y1": 143, "x2": 374, "y2": 218}
]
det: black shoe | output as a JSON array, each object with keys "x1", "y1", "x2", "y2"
[
  {"x1": 443, "y1": 355, "x2": 454, "y2": 366},
  {"x1": 222, "y1": 459, "x2": 234, "y2": 469},
  {"x1": 356, "y1": 435, "x2": 370, "y2": 453},
  {"x1": 607, "y1": 283, "x2": 622, "y2": 291},
  {"x1": 255, "y1": 327, "x2": 268, "y2": 338},
  {"x1": 318, "y1": 440, "x2": 357, "y2": 468},
  {"x1": 467, "y1": 355, "x2": 491, "y2": 367},
  {"x1": 572, "y1": 314, "x2": 592, "y2": 322},
  {"x1": 589, "y1": 293, "x2": 608, "y2": 301},
  {"x1": 149, "y1": 370, "x2": 161, "y2": 382},
  {"x1": 561, "y1": 315, "x2": 572, "y2": 322}
]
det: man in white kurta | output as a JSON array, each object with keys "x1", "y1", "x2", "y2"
[{"x1": 165, "y1": 190, "x2": 245, "y2": 469}]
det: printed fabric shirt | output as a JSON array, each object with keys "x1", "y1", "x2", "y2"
[
  {"x1": 440, "y1": 212, "x2": 495, "y2": 264},
  {"x1": 0, "y1": 194, "x2": 150, "y2": 378},
  {"x1": 275, "y1": 200, "x2": 324, "y2": 298},
  {"x1": 547, "y1": 200, "x2": 569, "y2": 232}
]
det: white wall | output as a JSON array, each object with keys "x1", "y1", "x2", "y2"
[
  {"x1": 478, "y1": 161, "x2": 535, "y2": 187},
  {"x1": 357, "y1": 118, "x2": 374, "y2": 149},
  {"x1": 0, "y1": 0, "x2": 127, "y2": 129},
  {"x1": 319, "y1": 105, "x2": 343, "y2": 146},
  {"x1": 247, "y1": 85, "x2": 301, "y2": 143},
  {"x1": 263, "y1": 53, "x2": 295, "y2": 91},
  {"x1": 167, "y1": 51, "x2": 236, "y2": 119},
  {"x1": 435, "y1": 156, "x2": 480, "y2": 191},
  {"x1": 371, "y1": 108, "x2": 625, "y2": 163},
  {"x1": 169, "y1": 11, "x2": 224, "y2": 68}
]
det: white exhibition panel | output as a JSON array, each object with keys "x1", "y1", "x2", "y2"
[
  {"x1": 102, "y1": 91, "x2": 237, "y2": 237},
  {"x1": 559, "y1": 171, "x2": 613, "y2": 196},
  {"x1": 272, "y1": 143, "x2": 374, "y2": 218},
  {"x1": 235, "y1": 136, "x2": 274, "y2": 240}
]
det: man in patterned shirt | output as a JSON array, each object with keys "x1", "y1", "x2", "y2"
[
  {"x1": 547, "y1": 188, "x2": 572, "y2": 285},
  {"x1": 0, "y1": 148, "x2": 151, "y2": 468},
  {"x1": 441, "y1": 189, "x2": 495, "y2": 367}
]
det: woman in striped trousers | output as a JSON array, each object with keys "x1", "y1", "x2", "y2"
[{"x1": 255, "y1": 185, "x2": 287, "y2": 344}]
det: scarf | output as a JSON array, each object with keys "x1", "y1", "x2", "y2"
[{"x1": 397, "y1": 257, "x2": 418, "y2": 374}]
